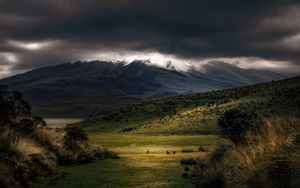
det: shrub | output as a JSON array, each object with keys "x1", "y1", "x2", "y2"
[
  {"x1": 180, "y1": 158, "x2": 197, "y2": 165},
  {"x1": 218, "y1": 108, "x2": 260, "y2": 144},
  {"x1": 0, "y1": 87, "x2": 119, "y2": 187},
  {"x1": 32, "y1": 116, "x2": 46, "y2": 127},
  {"x1": 10, "y1": 119, "x2": 35, "y2": 135},
  {"x1": 121, "y1": 127, "x2": 134, "y2": 132},
  {"x1": 63, "y1": 125, "x2": 88, "y2": 150},
  {"x1": 193, "y1": 116, "x2": 300, "y2": 188},
  {"x1": 64, "y1": 125, "x2": 88, "y2": 141},
  {"x1": 0, "y1": 88, "x2": 31, "y2": 127},
  {"x1": 93, "y1": 147, "x2": 119, "y2": 159},
  {"x1": 198, "y1": 146, "x2": 209, "y2": 152},
  {"x1": 56, "y1": 150, "x2": 77, "y2": 165},
  {"x1": 7, "y1": 137, "x2": 44, "y2": 159},
  {"x1": 182, "y1": 149, "x2": 194, "y2": 153},
  {"x1": 210, "y1": 144, "x2": 234, "y2": 162}
]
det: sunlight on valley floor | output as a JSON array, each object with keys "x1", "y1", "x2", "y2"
[{"x1": 32, "y1": 132, "x2": 226, "y2": 188}]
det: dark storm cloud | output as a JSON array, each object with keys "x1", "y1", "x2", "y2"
[{"x1": 0, "y1": 0, "x2": 300, "y2": 75}]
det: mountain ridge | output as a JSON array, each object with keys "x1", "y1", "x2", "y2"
[{"x1": 0, "y1": 60, "x2": 287, "y2": 117}]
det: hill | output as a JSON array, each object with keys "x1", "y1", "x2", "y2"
[
  {"x1": 76, "y1": 75, "x2": 300, "y2": 134},
  {"x1": 73, "y1": 75, "x2": 300, "y2": 188},
  {"x1": 0, "y1": 60, "x2": 286, "y2": 118}
]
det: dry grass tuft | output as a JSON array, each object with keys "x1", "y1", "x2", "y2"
[
  {"x1": 35, "y1": 128, "x2": 65, "y2": 149},
  {"x1": 194, "y1": 116, "x2": 300, "y2": 187},
  {"x1": 246, "y1": 116, "x2": 298, "y2": 156},
  {"x1": 8, "y1": 137, "x2": 44, "y2": 159}
]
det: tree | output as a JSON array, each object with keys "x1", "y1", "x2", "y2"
[{"x1": 0, "y1": 86, "x2": 31, "y2": 127}]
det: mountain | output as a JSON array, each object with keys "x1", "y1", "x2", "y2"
[{"x1": 0, "y1": 60, "x2": 286, "y2": 117}]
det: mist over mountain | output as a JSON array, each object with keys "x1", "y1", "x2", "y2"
[{"x1": 0, "y1": 60, "x2": 286, "y2": 117}]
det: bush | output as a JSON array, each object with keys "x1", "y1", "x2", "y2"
[
  {"x1": 121, "y1": 127, "x2": 134, "y2": 132},
  {"x1": 198, "y1": 146, "x2": 209, "y2": 152},
  {"x1": 0, "y1": 87, "x2": 119, "y2": 186},
  {"x1": 180, "y1": 158, "x2": 197, "y2": 165},
  {"x1": 57, "y1": 150, "x2": 77, "y2": 165},
  {"x1": 193, "y1": 116, "x2": 300, "y2": 188},
  {"x1": 10, "y1": 119, "x2": 35, "y2": 135},
  {"x1": 63, "y1": 126, "x2": 88, "y2": 150},
  {"x1": 210, "y1": 144, "x2": 234, "y2": 162},
  {"x1": 218, "y1": 108, "x2": 260, "y2": 144},
  {"x1": 94, "y1": 147, "x2": 119, "y2": 159},
  {"x1": 32, "y1": 116, "x2": 46, "y2": 127},
  {"x1": 64, "y1": 125, "x2": 88, "y2": 141},
  {"x1": 182, "y1": 149, "x2": 194, "y2": 153}
]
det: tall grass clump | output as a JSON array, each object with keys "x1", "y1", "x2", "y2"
[
  {"x1": 8, "y1": 137, "x2": 44, "y2": 159},
  {"x1": 0, "y1": 86, "x2": 119, "y2": 187},
  {"x1": 193, "y1": 116, "x2": 300, "y2": 188}
]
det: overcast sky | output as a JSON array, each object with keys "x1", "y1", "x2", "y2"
[{"x1": 0, "y1": 0, "x2": 300, "y2": 78}]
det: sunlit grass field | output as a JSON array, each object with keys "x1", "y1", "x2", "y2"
[
  {"x1": 89, "y1": 133, "x2": 225, "y2": 154},
  {"x1": 32, "y1": 131, "x2": 227, "y2": 188}
]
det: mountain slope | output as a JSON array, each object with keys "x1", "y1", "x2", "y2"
[
  {"x1": 0, "y1": 60, "x2": 286, "y2": 117},
  {"x1": 77, "y1": 76, "x2": 300, "y2": 134}
]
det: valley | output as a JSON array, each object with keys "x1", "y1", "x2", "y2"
[
  {"x1": 1, "y1": 75, "x2": 299, "y2": 188},
  {"x1": 35, "y1": 119, "x2": 225, "y2": 187},
  {"x1": 30, "y1": 76, "x2": 300, "y2": 187},
  {"x1": 32, "y1": 133, "x2": 225, "y2": 188},
  {"x1": 2, "y1": 1, "x2": 300, "y2": 187}
]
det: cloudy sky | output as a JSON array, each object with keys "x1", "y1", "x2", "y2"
[{"x1": 0, "y1": 0, "x2": 300, "y2": 78}]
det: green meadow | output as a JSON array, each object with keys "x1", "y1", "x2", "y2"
[
  {"x1": 32, "y1": 76, "x2": 300, "y2": 187},
  {"x1": 32, "y1": 132, "x2": 226, "y2": 188}
]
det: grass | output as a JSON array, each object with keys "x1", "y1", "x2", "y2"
[
  {"x1": 77, "y1": 76, "x2": 300, "y2": 135},
  {"x1": 79, "y1": 96, "x2": 275, "y2": 134},
  {"x1": 192, "y1": 116, "x2": 300, "y2": 187},
  {"x1": 88, "y1": 133, "x2": 225, "y2": 154},
  {"x1": 8, "y1": 137, "x2": 44, "y2": 159},
  {"x1": 30, "y1": 76, "x2": 300, "y2": 187},
  {"x1": 33, "y1": 155, "x2": 193, "y2": 188},
  {"x1": 32, "y1": 132, "x2": 226, "y2": 188}
]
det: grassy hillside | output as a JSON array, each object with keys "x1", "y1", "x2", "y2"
[
  {"x1": 30, "y1": 76, "x2": 300, "y2": 188},
  {"x1": 77, "y1": 76, "x2": 300, "y2": 134},
  {"x1": 66, "y1": 75, "x2": 300, "y2": 188}
]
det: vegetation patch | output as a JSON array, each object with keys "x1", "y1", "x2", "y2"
[
  {"x1": 0, "y1": 86, "x2": 118, "y2": 187},
  {"x1": 181, "y1": 149, "x2": 195, "y2": 153},
  {"x1": 191, "y1": 116, "x2": 300, "y2": 188}
]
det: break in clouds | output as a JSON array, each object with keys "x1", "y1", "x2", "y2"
[{"x1": 0, "y1": 0, "x2": 300, "y2": 78}]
